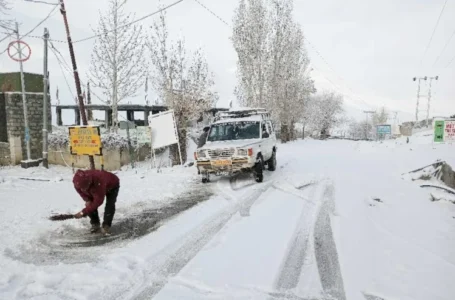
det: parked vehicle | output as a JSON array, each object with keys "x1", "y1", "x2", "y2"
[{"x1": 195, "y1": 108, "x2": 277, "y2": 183}]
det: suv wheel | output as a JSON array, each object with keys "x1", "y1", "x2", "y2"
[
  {"x1": 268, "y1": 151, "x2": 277, "y2": 171},
  {"x1": 254, "y1": 156, "x2": 264, "y2": 183}
]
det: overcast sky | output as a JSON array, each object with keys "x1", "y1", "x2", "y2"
[{"x1": 1, "y1": 0, "x2": 454, "y2": 125}]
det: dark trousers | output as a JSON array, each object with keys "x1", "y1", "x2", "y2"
[{"x1": 88, "y1": 186, "x2": 119, "y2": 227}]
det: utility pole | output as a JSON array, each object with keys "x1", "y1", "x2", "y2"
[
  {"x1": 87, "y1": 81, "x2": 93, "y2": 121},
  {"x1": 15, "y1": 22, "x2": 32, "y2": 162},
  {"x1": 426, "y1": 76, "x2": 439, "y2": 128},
  {"x1": 42, "y1": 27, "x2": 49, "y2": 168},
  {"x1": 413, "y1": 76, "x2": 427, "y2": 124},
  {"x1": 363, "y1": 110, "x2": 375, "y2": 140},
  {"x1": 59, "y1": 0, "x2": 95, "y2": 169}
]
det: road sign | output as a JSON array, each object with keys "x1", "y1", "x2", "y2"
[
  {"x1": 8, "y1": 40, "x2": 32, "y2": 62},
  {"x1": 444, "y1": 120, "x2": 455, "y2": 142},
  {"x1": 68, "y1": 126, "x2": 102, "y2": 156},
  {"x1": 119, "y1": 121, "x2": 136, "y2": 130},
  {"x1": 377, "y1": 125, "x2": 391, "y2": 135},
  {"x1": 434, "y1": 120, "x2": 444, "y2": 142}
]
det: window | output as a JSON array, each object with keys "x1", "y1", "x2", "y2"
[{"x1": 208, "y1": 121, "x2": 260, "y2": 141}]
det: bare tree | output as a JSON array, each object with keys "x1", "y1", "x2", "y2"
[
  {"x1": 148, "y1": 10, "x2": 218, "y2": 164},
  {"x1": 89, "y1": 0, "x2": 147, "y2": 131},
  {"x1": 0, "y1": 0, "x2": 12, "y2": 29}
]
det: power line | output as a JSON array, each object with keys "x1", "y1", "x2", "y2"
[
  {"x1": 50, "y1": 41, "x2": 72, "y2": 71},
  {"x1": 50, "y1": 45, "x2": 75, "y2": 99},
  {"x1": 27, "y1": 34, "x2": 67, "y2": 43},
  {"x1": 0, "y1": 24, "x2": 15, "y2": 32},
  {"x1": 72, "y1": 0, "x2": 185, "y2": 43},
  {"x1": 303, "y1": 39, "x2": 374, "y2": 108},
  {"x1": 50, "y1": 41, "x2": 108, "y2": 104},
  {"x1": 20, "y1": 4, "x2": 59, "y2": 39},
  {"x1": 24, "y1": 0, "x2": 59, "y2": 5},
  {"x1": 192, "y1": 0, "x2": 374, "y2": 109},
  {"x1": 0, "y1": 32, "x2": 12, "y2": 43},
  {"x1": 419, "y1": 0, "x2": 449, "y2": 66},
  {"x1": 193, "y1": 0, "x2": 229, "y2": 26},
  {"x1": 446, "y1": 53, "x2": 455, "y2": 67},
  {"x1": 433, "y1": 27, "x2": 455, "y2": 67}
]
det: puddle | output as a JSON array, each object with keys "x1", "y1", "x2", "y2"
[{"x1": 5, "y1": 184, "x2": 213, "y2": 265}]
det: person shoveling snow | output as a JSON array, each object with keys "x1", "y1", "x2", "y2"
[
  {"x1": 49, "y1": 169, "x2": 120, "y2": 236},
  {"x1": 72, "y1": 169, "x2": 120, "y2": 235}
]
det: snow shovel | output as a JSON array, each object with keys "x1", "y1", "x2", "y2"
[{"x1": 49, "y1": 213, "x2": 76, "y2": 221}]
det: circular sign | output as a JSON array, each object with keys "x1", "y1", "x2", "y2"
[{"x1": 8, "y1": 40, "x2": 32, "y2": 62}]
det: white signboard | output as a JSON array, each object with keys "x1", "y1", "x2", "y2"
[
  {"x1": 444, "y1": 120, "x2": 455, "y2": 142},
  {"x1": 148, "y1": 110, "x2": 179, "y2": 149}
]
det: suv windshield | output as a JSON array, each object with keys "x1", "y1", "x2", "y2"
[{"x1": 208, "y1": 121, "x2": 260, "y2": 141}]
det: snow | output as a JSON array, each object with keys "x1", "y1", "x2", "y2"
[
  {"x1": 213, "y1": 114, "x2": 264, "y2": 124},
  {"x1": 0, "y1": 130, "x2": 454, "y2": 299}
]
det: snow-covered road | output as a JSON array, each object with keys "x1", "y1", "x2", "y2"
[{"x1": 1, "y1": 132, "x2": 454, "y2": 300}]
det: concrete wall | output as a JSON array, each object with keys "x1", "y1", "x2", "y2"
[
  {"x1": 0, "y1": 142, "x2": 10, "y2": 165},
  {"x1": 3, "y1": 92, "x2": 52, "y2": 160},
  {"x1": 48, "y1": 145, "x2": 153, "y2": 171}
]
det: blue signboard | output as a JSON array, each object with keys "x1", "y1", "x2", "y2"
[{"x1": 377, "y1": 125, "x2": 391, "y2": 135}]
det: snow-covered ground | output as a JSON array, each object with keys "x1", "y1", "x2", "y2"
[{"x1": 0, "y1": 131, "x2": 454, "y2": 300}]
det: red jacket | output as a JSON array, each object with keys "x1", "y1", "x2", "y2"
[{"x1": 72, "y1": 170, "x2": 120, "y2": 215}]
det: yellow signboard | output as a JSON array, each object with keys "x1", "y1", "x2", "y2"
[{"x1": 68, "y1": 126, "x2": 102, "y2": 156}]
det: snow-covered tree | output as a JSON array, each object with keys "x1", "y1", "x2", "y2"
[
  {"x1": 148, "y1": 10, "x2": 218, "y2": 164},
  {"x1": 232, "y1": 0, "x2": 270, "y2": 108},
  {"x1": 309, "y1": 91, "x2": 344, "y2": 137},
  {"x1": 232, "y1": 0, "x2": 315, "y2": 142},
  {"x1": 372, "y1": 107, "x2": 389, "y2": 126},
  {"x1": 89, "y1": 0, "x2": 147, "y2": 131},
  {"x1": 348, "y1": 119, "x2": 372, "y2": 140}
]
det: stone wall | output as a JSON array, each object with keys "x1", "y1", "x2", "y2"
[
  {"x1": 3, "y1": 92, "x2": 52, "y2": 160},
  {"x1": 0, "y1": 94, "x2": 7, "y2": 142},
  {"x1": 0, "y1": 142, "x2": 10, "y2": 165},
  {"x1": 48, "y1": 145, "x2": 154, "y2": 171}
]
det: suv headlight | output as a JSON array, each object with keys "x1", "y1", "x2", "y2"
[
  {"x1": 197, "y1": 150, "x2": 206, "y2": 158},
  {"x1": 237, "y1": 148, "x2": 248, "y2": 156}
]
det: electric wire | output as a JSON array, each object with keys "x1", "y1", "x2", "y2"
[
  {"x1": 193, "y1": 0, "x2": 374, "y2": 109},
  {"x1": 433, "y1": 27, "x2": 455, "y2": 67},
  {"x1": 20, "y1": 4, "x2": 59, "y2": 39},
  {"x1": 419, "y1": 0, "x2": 449, "y2": 65},
  {"x1": 72, "y1": 0, "x2": 185, "y2": 43}
]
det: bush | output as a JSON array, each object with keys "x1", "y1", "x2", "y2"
[{"x1": 48, "y1": 129, "x2": 138, "y2": 150}]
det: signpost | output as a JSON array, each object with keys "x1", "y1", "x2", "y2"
[
  {"x1": 443, "y1": 120, "x2": 455, "y2": 142},
  {"x1": 433, "y1": 119, "x2": 455, "y2": 143},
  {"x1": 434, "y1": 120, "x2": 444, "y2": 143},
  {"x1": 119, "y1": 121, "x2": 136, "y2": 169},
  {"x1": 148, "y1": 110, "x2": 182, "y2": 167},
  {"x1": 68, "y1": 126, "x2": 104, "y2": 170},
  {"x1": 8, "y1": 24, "x2": 33, "y2": 165},
  {"x1": 376, "y1": 124, "x2": 391, "y2": 141}
]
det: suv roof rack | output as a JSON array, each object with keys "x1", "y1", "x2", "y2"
[{"x1": 215, "y1": 108, "x2": 270, "y2": 121}]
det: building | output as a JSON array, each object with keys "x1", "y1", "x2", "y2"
[{"x1": 0, "y1": 72, "x2": 51, "y2": 166}]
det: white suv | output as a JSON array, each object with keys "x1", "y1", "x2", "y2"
[{"x1": 195, "y1": 108, "x2": 277, "y2": 183}]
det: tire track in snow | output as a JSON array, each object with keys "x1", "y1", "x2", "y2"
[
  {"x1": 314, "y1": 184, "x2": 346, "y2": 300},
  {"x1": 274, "y1": 181, "x2": 321, "y2": 291},
  {"x1": 128, "y1": 184, "x2": 272, "y2": 300}
]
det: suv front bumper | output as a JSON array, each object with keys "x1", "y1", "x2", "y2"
[{"x1": 197, "y1": 158, "x2": 254, "y2": 174}]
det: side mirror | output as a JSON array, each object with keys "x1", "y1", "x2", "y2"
[{"x1": 263, "y1": 132, "x2": 270, "y2": 138}]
